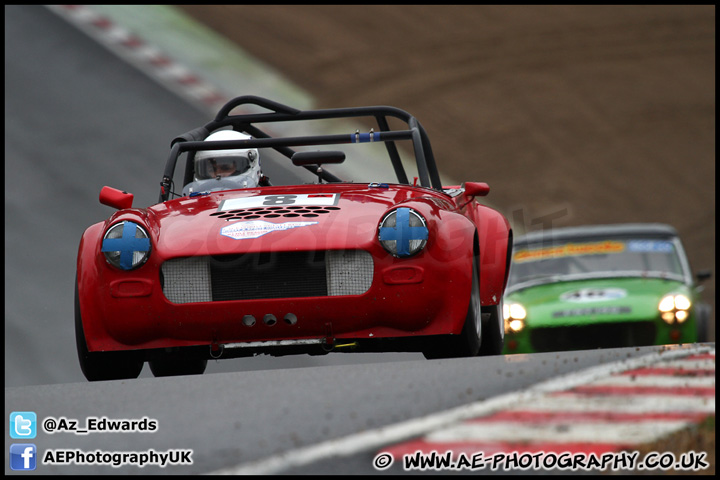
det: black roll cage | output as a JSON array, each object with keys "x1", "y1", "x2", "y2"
[{"x1": 159, "y1": 95, "x2": 442, "y2": 202}]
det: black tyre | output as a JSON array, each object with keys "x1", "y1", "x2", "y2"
[
  {"x1": 75, "y1": 282, "x2": 144, "y2": 381},
  {"x1": 695, "y1": 304, "x2": 711, "y2": 343},
  {"x1": 149, "y1": 355, "x2": 208, "y2": 377},
  {"x1": 479, "y1": 302, "x2": 504, "y2": 355},
  {"x1": 423, "y1": 255, "x2": 482, "y2": 359}
]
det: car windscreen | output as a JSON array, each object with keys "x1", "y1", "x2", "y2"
[{"x1": 507, "y1": 237, "x2": 686, "y2": 289}]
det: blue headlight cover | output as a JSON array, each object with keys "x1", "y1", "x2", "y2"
[
  {"x1": 101, "y1": 221, "x2": 151, "y2": 270},
  {"x1": 378, "y1": 207, "x2": 428, "y2": 257}
]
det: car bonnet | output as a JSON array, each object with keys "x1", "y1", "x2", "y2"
[{"x1": 146, "y1": 184, "x2": 445, "y2": 258}]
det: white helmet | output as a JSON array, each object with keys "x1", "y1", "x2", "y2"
[{"x1": 195, "y1": 130, "x2": 261, "y2": 184}]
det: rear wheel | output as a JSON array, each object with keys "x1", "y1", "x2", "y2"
[
  {"x1": 423, "y1": 255, "x2": 482, "y2": 359},
  {"x1": 75, "y1": 282, "x2": 144, "y2": 381}
]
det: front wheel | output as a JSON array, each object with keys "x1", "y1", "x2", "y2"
[
  {"x1": 423, "y1": 255, "x2": 482, "y2": 359},
  {"x1": 695, "y1": 303, "x2": 711, "y2": 343},
  {"x1": 149, "y1": 355, "x2": 208, "y2": 377},
  {"x1": 479, "y1": 302, "x2": 504, "y2": 355},
  {"x1": 75, "y1": 282, "x2": 144, "y2": 381}
]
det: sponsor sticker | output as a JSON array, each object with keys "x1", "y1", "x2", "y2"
[
  {"x1": 627, "y1": 240, "x2": 674, "y2": 253},
  {"x1": 220, "y1": 220, "x2": 318, "y2": 240}
]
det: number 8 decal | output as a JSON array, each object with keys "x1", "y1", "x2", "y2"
[{"x1": 263, "y1": 195, "x2": 298, "y2": 206}]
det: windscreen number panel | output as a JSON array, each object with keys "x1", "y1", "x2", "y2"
[
  {"x1": 218, "y1": 193, "x2": 340, "y2": 212},
  {"x1": 513, "y1": 240, "x2": 626, "y2": 263},
  {"x1": 512, "y1": 239, "x2": 676, "y2": 263}
]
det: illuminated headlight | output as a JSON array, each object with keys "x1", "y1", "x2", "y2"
[
  {"x1": 674, "y1": 295, "x2": 691, "y2": 311},
  {"x1": 658, "y1": 294, "x2": 692, "y2": 324},
  {"x1": 378, "y1": 208, "x2": 428, "y2": 258},
  {"x1": 101, "y1": 221, "x2": 151, "y2": 270},
  {"x1": 503, "y1": 303, "x2": 527, "y2": 333}
]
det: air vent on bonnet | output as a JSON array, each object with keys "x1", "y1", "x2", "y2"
[{"x1": 210, "y1": 205, "x2": 340, "y2": 220}]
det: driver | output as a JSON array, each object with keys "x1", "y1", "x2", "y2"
[{"x1": 182, "y1": 130, "x2": 266, "y2": 195}]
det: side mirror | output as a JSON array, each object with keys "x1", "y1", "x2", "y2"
[
  {"x1": 464, "y1": 182, "x2": 490, "y2": 198},
  {"x1": 100, "y1": 186, "x2": 134, "y2": 210},
  {"x1": 696, "y1": 270, "x2": 712, "y2": 283}
]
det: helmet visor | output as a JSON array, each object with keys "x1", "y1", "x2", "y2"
[{"x1": 196, "y1": 155, "x2": 252, "y2": 180}]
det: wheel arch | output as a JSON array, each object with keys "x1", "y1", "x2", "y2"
[
  {"x1": 475, "y1": 205, "x2": 512, "y2": 306},
  {"x1": 76, "y1": 222, "x2": 110, "y2": 352}
]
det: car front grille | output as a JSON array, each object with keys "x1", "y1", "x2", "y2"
[
  {"x1": 529, "y1": 321, "x2": 657, "y2": 352},
  {"x1": 161, "y1": 250, "x2": 373, "y2": 304}
]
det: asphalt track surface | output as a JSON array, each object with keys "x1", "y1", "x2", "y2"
[{"x1": 4, "y1": 5, "x2": 713, "y2": 475}]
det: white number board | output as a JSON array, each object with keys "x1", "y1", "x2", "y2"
[{"x1": 218, "y1": 193, "x2": 339, "y2": 211}]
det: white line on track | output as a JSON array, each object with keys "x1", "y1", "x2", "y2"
[
  {"x1": 585, "y1": 374, "x2": 714, "y2": 388},
  {"x1": 645, "y1": 358, "x2": 715, "y2": 370},
  {"x1": 503, "y1": 393, "x2": 715, "y2": 414}
]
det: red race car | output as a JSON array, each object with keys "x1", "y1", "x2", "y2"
[{"x1": 76, "y1": 95, "x2": 513, "y2": 381}]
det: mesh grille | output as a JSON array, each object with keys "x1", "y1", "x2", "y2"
[
  {"x1": 161, "y1": 256, "x2": 212, "y2": 304},
  {"x1": 327, "y1": 250, "x2": 374, "y2": 296},
  {"x1": 161, "y1": 250, "x2": 373, "y2": 304}
]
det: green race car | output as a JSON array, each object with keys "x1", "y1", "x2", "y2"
[{"x1": 502, "y1": 223, "x2": 712, "y2": 354}]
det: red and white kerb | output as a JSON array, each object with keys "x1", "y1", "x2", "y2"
[{"x1": 45, "y1": 5, "x2": 230, "y2": 113}]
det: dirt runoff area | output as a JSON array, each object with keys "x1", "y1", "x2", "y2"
[{"x1": 178, "y1": 5, "x2": 715, "y2": 339}]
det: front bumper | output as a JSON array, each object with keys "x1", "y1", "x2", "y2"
[
  {"x1": 79, "y1": 246, "x2": 472, "y2": 353},
  {"x1": 503, "y1": 316, "x2": 699, "y2": 354}
]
